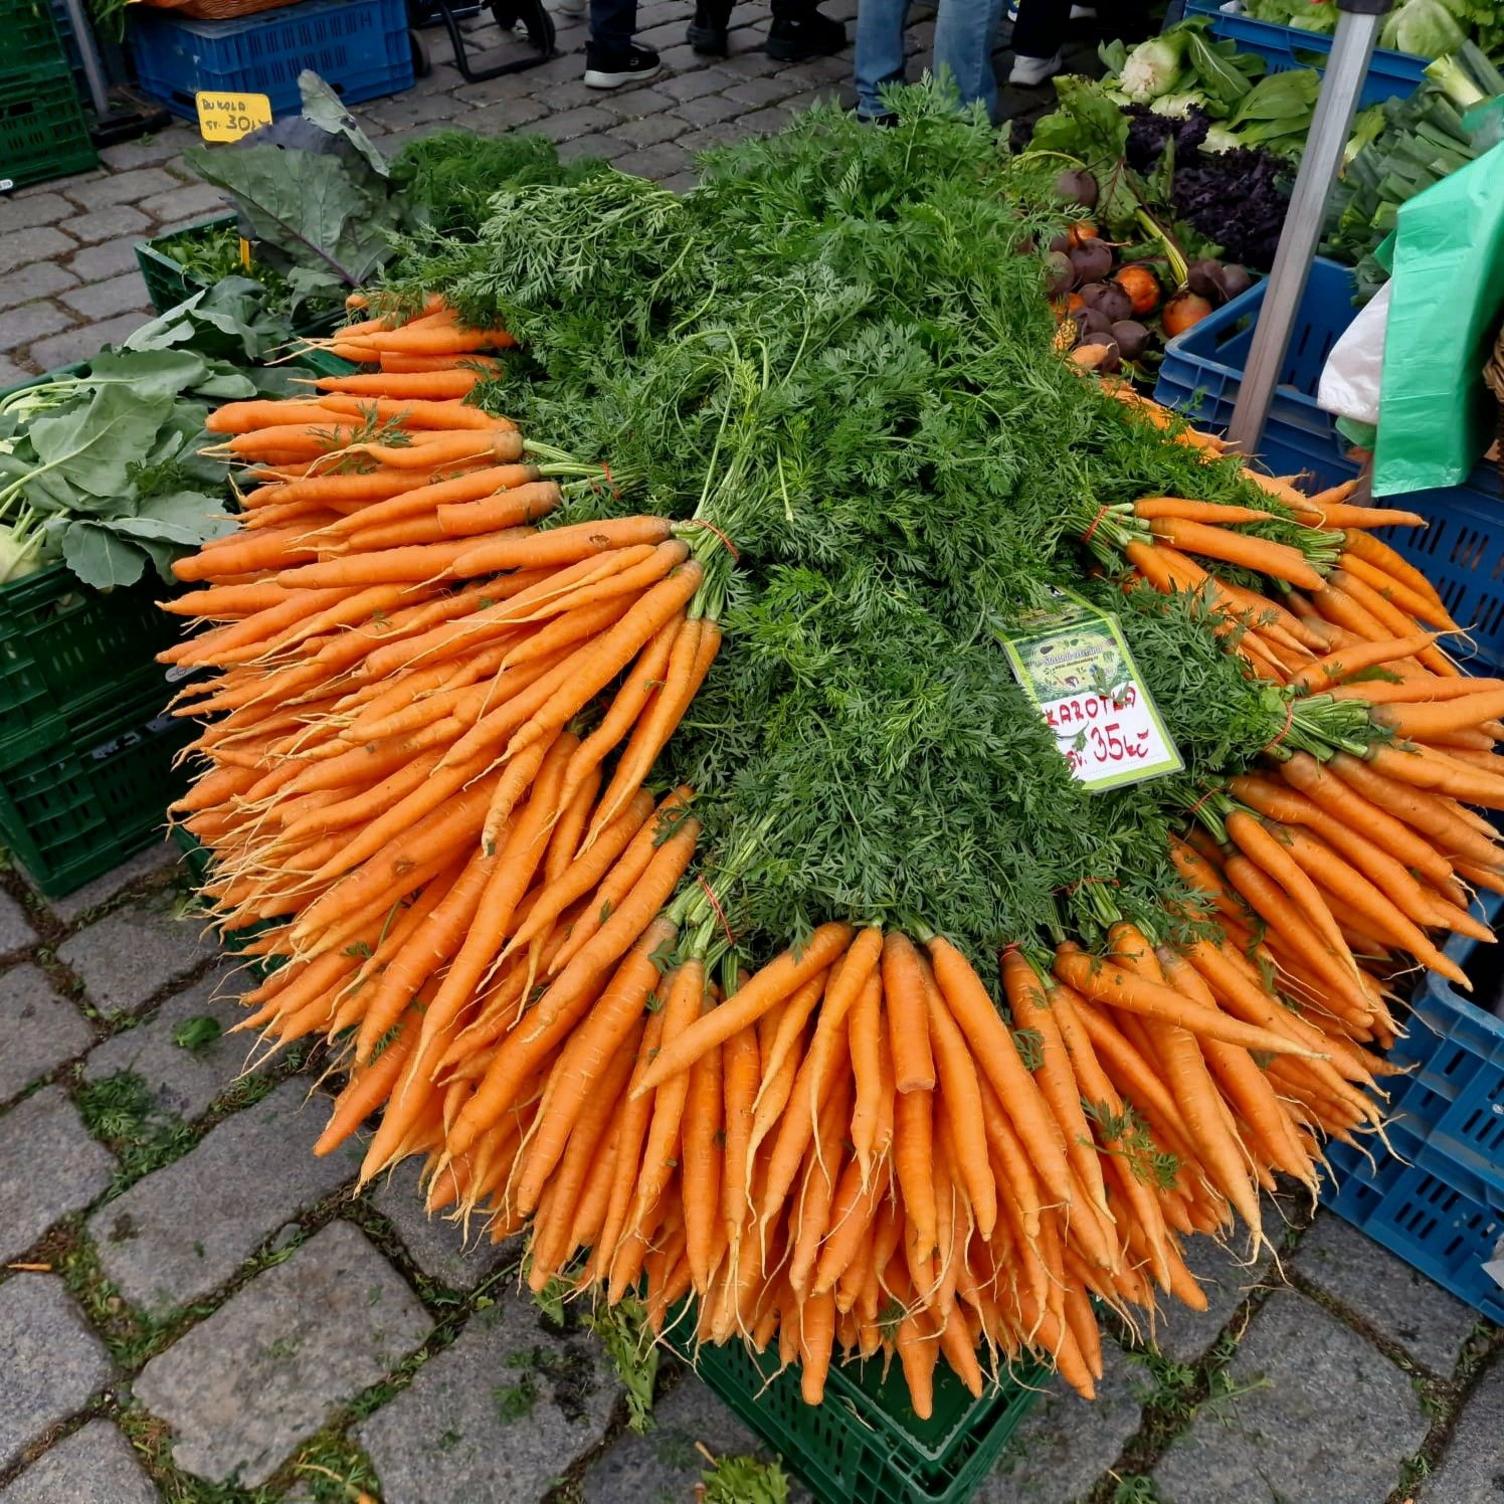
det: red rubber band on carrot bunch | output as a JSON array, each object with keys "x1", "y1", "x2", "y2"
[
  {"x1": 1263, "y1": 699, "x2": 1296, "y2": 757},
  {"x1": 1081, "y1": 505, "x2": 1111, "y2": 549},
  {"x1": 683, "y1": 518, "x2": 741, "y2": 562},
  {"x1": 698, "y1": 874, "x2": 738, "y2": 950}
]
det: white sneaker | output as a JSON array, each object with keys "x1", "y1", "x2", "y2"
[
  {"x1": 1070, "y1": 5, "x2": 1097, "y2": 16},
  {"x1": 1008, "y1": 49, "x2": 1062, "y2": 85}
]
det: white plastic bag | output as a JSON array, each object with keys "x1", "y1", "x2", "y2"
[{"x1": 1318, "y1": 278, "x2": 1393, "y2": 428}]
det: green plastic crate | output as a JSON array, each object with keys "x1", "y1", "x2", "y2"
[
  {"x1": 0, "y1": 0, "x2": 73, "y2": 88},
  {"x1": 674, "y1": 1327, "x2": 1045, "y2": 1504},
  {"x1": 0, "y1": 365, "x2": 185, "y2": 767},
  {"x1": 135, "y1": 217, "x2": 351, "y2": 338},
  {"x1": 0, "y1": 64, "x2": 96, "y2": 188},
  {"x1": 0, "y1": 677, "x2": 191, "y2": 896},
  {"x1": 135, "y1": 213, "x2": 239, "y2": 314}
]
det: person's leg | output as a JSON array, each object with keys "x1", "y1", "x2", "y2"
[
  {"x1": 688, "y1": 0, "x2": 734, "y2": 57},
  {"x1": 1009, "y1": 0, "x2": 1065, "y2": 58},
  {"x1": 1007, "y1": 0, "x2": 1066, "y2": 81},
  {"x1": 853, "y1": 0, "x2": 910, "y2": 118},
  {"x1": 766, "y1": 0, "x2": 847, "y2": 60},
  {"x1": 932, "y1": 0, "x2": 1007, "y2": 117},
  {"x1": 584, "y1": 0, "x2": 661, "y2": 84}
]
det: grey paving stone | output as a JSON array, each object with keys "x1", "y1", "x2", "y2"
[
  {"x1": 98, "y1": 127, "x2": 198, "y2": 171},
  {"x1": 459, "y1": 95, "x2": 551, "y2": 133},
  {"x1": 29, "y1": 313, "x2": 149, "y2": 371},
  {"x1": 5, "y1": 227, "x2": 76, "y2": 265},
  {"x1": 739, "y1": 104, "x2": 794, "y2": 134},
  {"x1": 611, "y1": 142, "x2": 694, "y2": 180},
  {"x1": 609, "y1": 112, "x2": 688, "y2": 148},
  {"x1": 0, "y1": 355, "x2": 33, "y2": 383},
  {"x1": 581, "y1": 1367, "x2": 808, "y2": 1503},
  {"x1": 535, "y1": 103, "x2": 617, "y2": 141},
  {"x1": 57, "y1": 897, "x2": 216, "y2": 1018},
  {"x1": 0, "y1": 1278, "x2": 112, "y2": 1471},
  {"x1": 58, "y1": 273, "x2": 151, "y2": 321},
  {"x1": 721, "y1": 74, "x2": 796, "y2": 106},
  {"x1": 1294, "y1": 1212, "x2": 1479, "y2": 1377},
  {"x1": 1421, "y1": 1357, "x2": 1504, "y2": 1502},
  {"x1": 364, "y1": 90, "x2": 469, "y2": 129},
  {"x1": 1152, "y1": 1290, "x2": 1429, "y2": 1504},
  {"x1": 0, "y1": 192, "x2": 74, "y2": 230},
  {"x1": 87, "y1": 1078, "x2": 358, "y2": 1314},
  {"x1": 672, "y1": 91, "x2": 745, "y2": 125},
  {"x1": 42, "y1": 838, "x2": 178, "y2": 925},
  {"x1": 659, "y1": 170, "x2": 699, "y2": 194},
  {"x1": 62, "y1": 167, "x2": 180, "y2": 212},
  {"x1": 135, "y1": 184, "x2": 227, "y2": 227},
  {"x1": 594, "y1": 85, "x2": 678, "y2": 118},
  {"x1": 0, "y1": 301, "x2": 75, "y2": 355},
  {"x1": 357, "y1": 1296, "x2": 620, "y2": 1502},
  {"x1": 0, "y1": 1420, "x2": 156, "y2": 1504},
  {"x1": 527, "y1": 77, "x2": 602, "y2": 111},
  {"x1": 559, "y1": 132, "x2": 634, "y2": 162},
  {"x1": 981, "y1": 1343, "x2": 1144, "y2": 1504},
  {"x1": 659, "y1": 69, "x2": 731, "y2": 101},
  {"x1": 371, "y1": 1159, "x2": 505, "y2": 1290},
  {"x1": 0, "y1": 1087, "x2": 115, "y2": 1261},
  {"x1": 0, "y1": 262, "x2": 79, "y2": 313},
  {"x1": 67, "y1": 237, "x2": 142, "y2": 282},
  {"x1": 134, "y1": 1222, "x2": 430, "y2": 1486},
  {"x1": 58, "y1": 204, "x2": 151, "y2": 245},
  {"x1": 0, "y1": 891, "x2": 36, "y2": 954},
  {"x1": 1149, "y1": 1201, "x2": 1287, "y2": 1364},
  {"x1": 81, "y1": 966, "x2": 262, "y2": 1123},
  {"x1": 0, "y1": 965, "x2": 93, "y2": 1103}
]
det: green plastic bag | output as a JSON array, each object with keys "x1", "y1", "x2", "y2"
[{"x1": 1374, "y1": 136, "x2": 1504, "y2": 496}]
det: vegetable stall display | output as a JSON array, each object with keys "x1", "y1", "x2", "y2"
[{"x1": 165, "y1": 97, "x2": 1504, "y2": 1418}]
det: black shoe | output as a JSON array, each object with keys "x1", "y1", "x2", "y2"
[
  {"x1": 687, "y1": 11, "x2": 729, "y2": 53},
  {"x1": 858, "y1": 110, "x2": 898, "y2": 126},
  {"x1": 764, "y1": 9, "x2": 845, "y2": 59},
  {"x1": 584, "y1": 41, "x2": 662, "y2": 86}
]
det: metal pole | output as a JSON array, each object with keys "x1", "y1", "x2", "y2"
[
  {"x1": 58, "y1": 0, "x2": 111, "y2": 117},
  {"x1": 1226, "y1": 0, "x2": 1393, "y2": 456}
]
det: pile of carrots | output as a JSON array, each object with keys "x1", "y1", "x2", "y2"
[{"x1": 167, "y1": 306, "x2": 1504, "y2": 1419}]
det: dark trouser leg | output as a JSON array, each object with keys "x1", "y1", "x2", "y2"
[
  {"x1": 589, "y1": 0, "x2": 636, "y2": 54},
  {"x1": 1009, "y1": 0, "x2": 1065, "y2": 58}
]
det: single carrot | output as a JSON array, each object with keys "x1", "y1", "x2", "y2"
[{"x1": 881, "y1": 931, "x2": 936, "y2": 1093}]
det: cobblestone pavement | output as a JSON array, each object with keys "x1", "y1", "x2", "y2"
[
  {"x1": 2, "y1": 11, "x2": 1502, "y2": 1500},
  {"x1": 0, "y1": 843, "x2": 1499, "y2": 1503}
]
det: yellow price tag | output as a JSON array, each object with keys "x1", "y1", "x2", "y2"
[
  {"x1": 239, "y1": 237, "x2": 253, "y2": 271},
  {"x1": 195, "y1": 90, "x2": 272, "y2": 142}
]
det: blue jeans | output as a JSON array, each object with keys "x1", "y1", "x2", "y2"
[{"x1": 853, "y1": 0, "x2": 1006, "y2": 119}]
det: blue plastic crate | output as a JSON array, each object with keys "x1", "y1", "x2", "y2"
[
  {"x1": 128, "y1": 0, "x2": 413, "y2": 121},
  {"x1": 1382, "y1": 890, "x2": 1504, "y2": 1204},
  {"x1": 1153, "y1": 257, "x2": 1504, "y2": 672},
  {"x1": 1181, "y1": 0, "x2": 1426, "y2": 108},
  {"x1": 1324, "y1": 1139, "x2": 1504, "y2": 1325},
  {"x1": 1321, "y1": 887, "x2": 1504, "y2": 1324}
]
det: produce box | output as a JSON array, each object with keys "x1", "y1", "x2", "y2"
[
  {"x1": 0, "y1": 675, "x2": 191, "y2": 897},
  {"x1": 129, "y1": 0, "x2": 413, "y2": 122},
  {"x1": 1181, "y1": 0, "x2": 1427, "y2": 109},
  {"x1": 673, "y1": 1324, "x2": 1044, "y2": 1504},
  {"x1": 1153, "y1": 256, "x2": 1504, "y2": 673},
  {"x1": 0, "y1": 363, "x2": 185, "y2": 768},
  {"x1": 1323, "y1": 889, "x2": 1504, "y2": 1325},
  {"x1": 134, "y1": 214, "x2": 345, "y2": 337},
  {"x1": 0, "y1": 63, "x2": 97, "y2": 187},
  {"x1": 1, "y1": 0, "x2": 73, "y2": 86},
  {"x1": 135, "y1": 214, "x2": 238, "y2": 315}
]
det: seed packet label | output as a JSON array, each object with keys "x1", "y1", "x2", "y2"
[
  {"x1": 196, "y1": 91, "x2": 272, "y2": 142},
  {"x1": 1002, "y1": 600, "x2": 1182, "y2": 792}
]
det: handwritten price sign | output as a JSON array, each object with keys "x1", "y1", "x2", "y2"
[
  {"x1": 1001, "y1": 598, "x2": 1182, "y2": 793},
  {"x1": 196, "y1": 91, "x2": 272, "y2": 143}
]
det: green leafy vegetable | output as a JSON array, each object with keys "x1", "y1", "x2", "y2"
[{"x1": 701, "y1": 1454, "x2": 791, "y2": 1504}]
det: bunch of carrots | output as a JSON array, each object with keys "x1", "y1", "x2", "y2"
[{"x1": 167, "y1": 304, "x2": 1504, "y2": 1419}]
